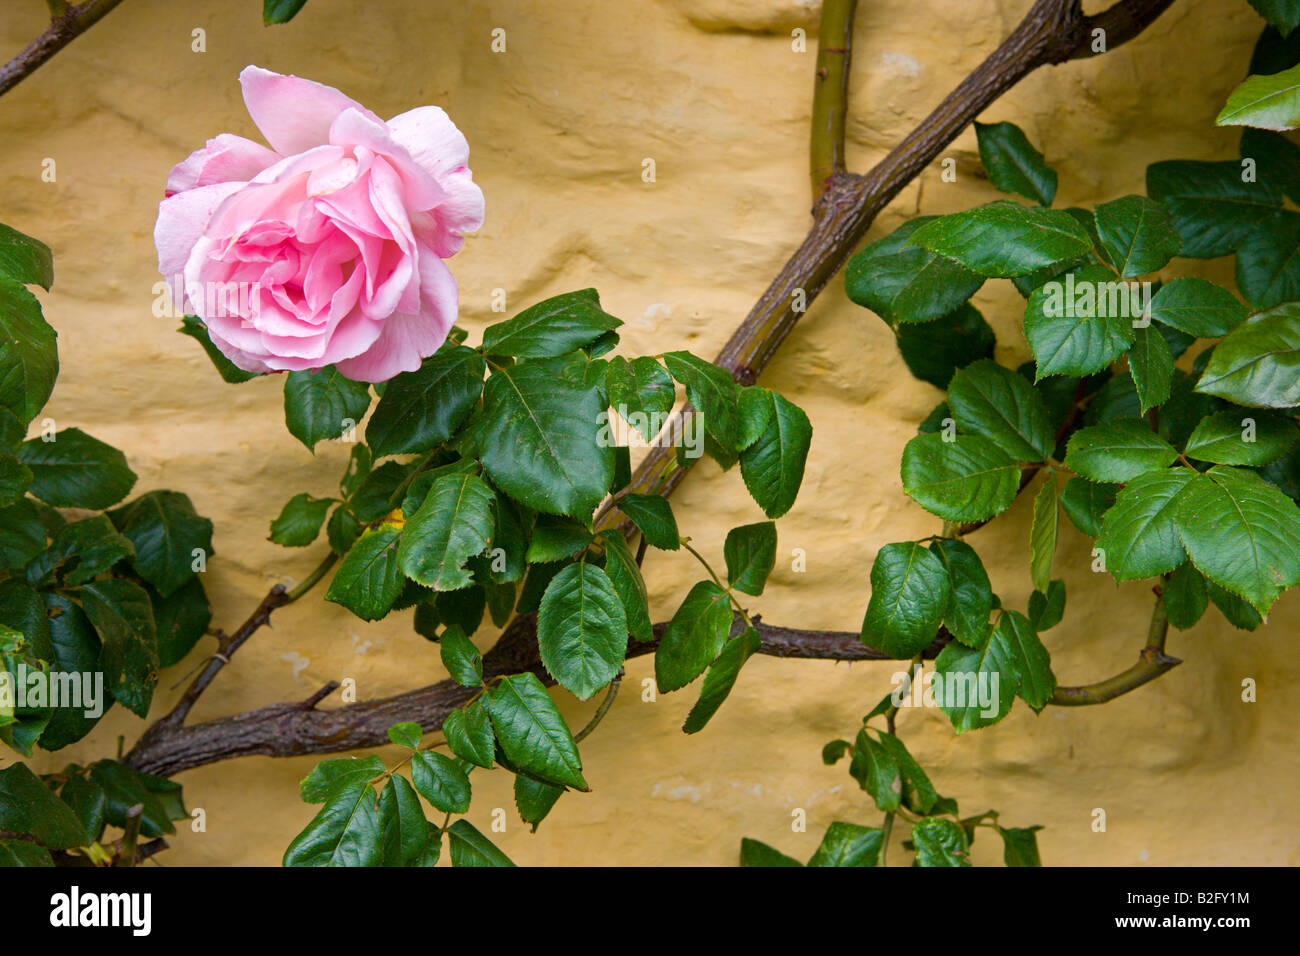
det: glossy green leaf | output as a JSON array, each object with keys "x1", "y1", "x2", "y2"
[
  {"x1": 485, "y1": 673, "x2": 587, "y2": 790},
  {"x1": 723, "y1": 521, "x2": 776, "y2": 597},
  {"x1": 1095, "y1": 467, "x2": 1196, "y2": 580},
  {"x1": 662, "y1": 351, "x2": 740, "y2": 452},
  {"x1": 0, "y1": 222, "x2": 53, "y2": 289},
  {"x1": 929, "y1": 538, "x2": 993, "y2": 648},
  {"x1": 947, "y1": 359, "x2": 1054, "y2": 462},
  {"x1": 398, "y1": 472, "x2": 494, "y2": 590},
  {"x1": 1060, "y1": 476, "x2": 1119, "y2": 537},
  {"x1": 861, "y1": 542, "x2": 950, "y2": 658},
  {"x1": 364, "y1": 346, "x2": 485, "y2": 456},
  {"x1": 599, "y1": 529, "x2": 652, "y2": 643},
  {"x1": 481, "y1": 289, "x2": 621, "y2": 358},
  {"x1": 1186, "y1": 409, "x2": 1298, "y2": 465},
  {"x1": 378, "y1": 774, "x2": 427, "y2": 866},
  {"x1": 469, "y1": 361, "x2": 611, "y2": 517},
  {"x1": 975, "y1": 121, "x2": 1057, "y2": 206},
  {"x1": 844, "y1": 217, "x2": 986, "y2": 324},
  {"x1": 108, "y1": 490, "x2": 213, "y2": 596},
  {"x1": 264, "y1": 0, "x2": 310, "y2": 25},
  {"x1": 446, "y1": 819, "x2": 515, "y2": 867},
  {"x1": 0, "y1": 277, "x2": 58, "y2": 424},
  {"x1": 806, "y1": 822, "x2": 884, "y2": 868},
  {"x1": 410, "y1": 750, "x2": 472, "y2": 814},
  {"x1": 268, "y1": 493, "x2": 333, "y2": 547},
  {"x1": 1197, "y1": 304, "x2": 1300, "y2": 408},
  {"x1": 1024, "y1": 265, "x2": 1139, "y2": 378},
  {"x1": 283, "y1": 367, "x2": 370, "y2": 452},
  {"x1": 908, "y1": 201, "x2": 1092, "y2": 278},
  {"x1": 19, "y1": 428, "x2": 136, "y2": 509},
  {"x1": 739, "y1": 837, "x2": 803, "y2": 867},
  {"x1": 78, "y1": 579, "x2": 157, "y2": 717},
  {"x1": 325, "y1": 525, "x2": 405, "y2": 621},
  {"x1": 934, "y1": 623, "x2": 1017, "y2": 732},
  {"x1": 1217, "y1": 62, "x2": 1300, "y2": 130},
  {"x1": 1236, "y1": 210, "x2": 1300, "y2": 309},
  {"x1": 1028, "y1": 579, "x2": 1066, "y2": 631},
  {"x1": 655, "y1": 580, "x2": 733, "y2": 693},
  {"x1": 1093, "y1": 195, "x2": 1181, "y2": 277},
  {"x1": 900, "y1": 433, "x2": 1020, "y2": 523},
  {"x1": 738, "y1": 390, "x2": 812, "y2": 519},
  {"x1": 1163, "y1": 561, "x2": 1209, "y2": 630},
  {"x1": 1146, "y1": 277, "x2": 1248, "y2": 338},
  {"x1": 514, "y1": 775, "x2": 563, "y2": 832},
  {"x1": 999, "y1": 825, "x2": 1044, "y2": 866},
  {"x1": 894, "y1": 303, "x2": 997, "y2": 389},
  {"x1": 1029, "y1": 476, "x2": 1058, "y2": 594},
  {"x1": 283, "y1": 782, "x2": 384, "y2": 867},
  {"x1": 300, "y1": 755, "x2": 386, "y2": 803},
  {"x1": 682, "y1": 626, "x2": 760, "y2": 734},
  {"x1": 443, "y1": 702, "x2": 495, "y2": 769},
  {"x1": 912, "y1": 816, "x2": 971, "y2": 867},
  {"x1": 1146, "y1": 160, "x2": 1283, "y2": 258},
  {"x1": 849, "y1": 728, "x2": 901, "y2": 811},
  {"x1": 1064, "y1": 419, "x2": 1178, "y2": 483},
  {"x1": 999, "y1": 610, "x2": 1054, "y2": 711},
  {"x1": 537, "y1": 562, "x2": 627, "y2": 699},
  {"x1": 1129, "y1": 323, "x2": 1174, "y2": 414},
  {"x1": 617, "y1": 493, "x2": 679, "y2": 550},
  {"x1": 0, "y1": 763, "x2": 89, "y2": 849},
  {"x1": 439, "y1": 625, "x2": 483, "y2": 687},
  {"x1": 605, "y1": 356, "x2": 675, "y2": 440}
]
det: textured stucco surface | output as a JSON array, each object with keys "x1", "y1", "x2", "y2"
[{"x1": 2, "y1": 0, "x2": 1296, "y2": 866}]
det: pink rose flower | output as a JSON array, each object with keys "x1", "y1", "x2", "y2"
[{"x1": 154, "y1": 66, "x2": 483, "y2": 382}]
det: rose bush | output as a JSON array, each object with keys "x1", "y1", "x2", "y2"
[{"x1": 153, "y1": 66, "x2": 484, "y2": 382}]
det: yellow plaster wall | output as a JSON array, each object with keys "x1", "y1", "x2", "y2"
[{"x1": 2, "y1": 0, "x2": 1295, "y2": 865}]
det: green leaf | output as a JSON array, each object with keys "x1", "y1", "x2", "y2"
[
  {"x1": 1024, "y1": 265, "x2": 1139, "y2": 378},
  {"x1": 283, "y1": 782, "x2": 384, "y2": 867},
  {"x1": 177, "y1": 316, "x2": 257, "y2": 383},
  {"x1": 326, "y1": 506, "x2": 361, "y2": 556},
  {"x1": 598, "y1": 529, "x2": 653, "y2": 643},
  {"x1": 682, "y1": 626, "x2": 760, "y2": 734},
  {"x1": 378, "y1": 774, "x2": 427, "y2": 866},
  {"x1": 300, "y1": 755, "x2": 387, "y2": 803},
  {"x1": 1028, "y1": 579, "x2": 1066, "y2": 630},
  {"x1": 934, "y1": 624, "x2": 1017, "y2": 732},
  {"x1": 738, "y1": 389, "x2": 812, "y2": 519},
  {"x1": 484, "y1": 673, "x2": 587, "y2": 790},
  {"x1": 947, "y1": 359, "x2": 1054, "y2": 462},
  {"x1": 929, "y1": 539, "x2": 993, "y2": 648},
  {"x1": 874, "y1": 730, "x2": 941, "y2": 814},
  {"x1": 1029, "y1": 476, "x2": 1058, "y2": 594},
  {"x1": 1249, "y1": 0, "x2": 1300, "y2": 36},
  {"x1": 1060, "y1": 476, "x2": 1119, "y2": 537},
  {"x1": 40, "y1": 594, "x2": 109, "y2": 748},
  {"x1": 86, "y1": 760, "x2": 184, "y2": 838},
  {"x1": 806, "y1": 822, "x2": 884, "y2": 867},
  {"x1": 655, "y1": 580, "x2": 734, "y2": 693},
  {"x1": 999, "y1": 610, "x2": 1055, "y2": 711},
  {"x1": 443, "y1": 701, "x2": 495, "y2": 769},
  {"x1": 605, "y1": 357, "x2": 675, "y2": 440},
  {"x1": 1064, "y1": 419, "x2": 1178, "y2": 482},
  {"x1": 1173, "y1": 465, "x2": 1300, "y2": 616},
  {"x1": 0, "y1": 277, "x2": 58, "y2": 424},
  {"x1": 481, "y1": 289, "x2": 621, "y2": 358},
  {"x1": 860, "y1": 542, "x2": 950, "y2": 658},
  {"x1": 78, "y1": 579, "x2": 157, "y2": 718},
  {"x1": 537, "y1": 562, "x2": 627, "y2": 699},
  {"x1": 387, "y1": 722, "x2": 422, "y2": 749},
  {"x1": 1197, "y1": 304, "x2": 1300, "y2": 408},
  {"x1": 1217, "y1": 62, "x2": 1300, "y2": 130},
  {"x1": 1236, "y1": 210, "x2": 1300, "y2": 308},
  {"x1": 398, "y1": 472, "x2": 494, "y2": 590},
  {"x1": 662, "y1": 351, "x2": 740, "y2": 452},
  {"x1": 514, "y1": 775, "x2": 563, "y2": 832},
  {"x1": 617, "y1": 493, "x2": 679, "y2": 550},
  {"x1": 0, "y1": 840, "x2": 51, "y2": 866},
  {"x1": 1210, "y1": 579, "x2": 1264, "y2": 629},
  {"x1": 446, "y1": 819, "x2": 515, "y2": 867},
  {"x1": 907, "y1": 201, "x2": 1092, "y2": 278},
  {"x1": 1146, "y1": 160, "x2": 1283, "y2": 258},
  {"x1": 18, "y1": 428, "x2": 136, "y2": 509},
  {"x1": 524, "y1": 517, "x2": 591, "y2": 563},
  {"x1": 439, "y1": 625, "x2": 483, "y2": 687},
  {"x1": 1242, "y1": 126, "x2": 1300, "y2": 201},
  {"x1": 998, "y1": 825, "x2": 1044, "y2": 866},
  {"x1": 1093, "y1": 195, "x2": 1181, "y2": 277},
  {"x1": 410, "y1": 750, "x2": 472, "y2": 814},
  {"x1": 0, "y1": 763, "x2": 88, "y2": 849},
  {"x1": 900, "y1": 433, "x2": 1020, "y2": 523},
  {"x1": 894, "y1": 303, "x2": 996, "y2": 388},
  {"x1": 0, "y1": 453, "x2": 31, "y2": 507},
  {"x1": 364, "y1": 346, "x2": 485, "y2": 456},
  {"x1": 25, "y1": 514, "x2": 134, "y2": 588},
  {"x1": 1147, "y1": 277, "x2": 1248, "y2": 338},
  {"x1": 268, "y1": 493, "x2": 333, "y2": 547},
  {"x1": 1128, "y1": 323, "x2": 1174, "y2": 414},
  {"x1": 723, "y1": 522, "x2": 776, "y2": 597},
  {"x1": 844, "y1": 217, "x2": 986, "y2": 324},
  {"x1": 848, "y1": 729, "x2": 901, "y2": 811},
  {"x1": 1095, "y1": 467, "x2": 1196, "y2": 580},
  {"x1": 739, "y1": 837, "x2": 803, "y2": 867},
  {"x1": 325, "y1": 525, "x2": 404, "y2": 621},
  {"x1": 263, "y1": 0, "x2": 310, "y2": 25},
  {"x1": 107, "y1": 490, "x2": 213, "y2": 596},
  {"x1": 283, "y1": 367, "x2": 370, "y2": 452},
  {"x1": 975, "y1": 121, "x2": 1057, "y2": 206},
  {"x1": 912, "y1": 816, "x2": 971, "y2": 866},
  {"x1": 468, "y1": 361, "x2": 612, "y2": 517},
  {"x1": 1163, "y1": 561, "x2": 1209, "y2": 630},
  {"x1": 1186, "y1": 409, "x2": 1298, "y2": 465},
  {"x1": 0, "y1": 222, "x2": 53, "y2": 289}
]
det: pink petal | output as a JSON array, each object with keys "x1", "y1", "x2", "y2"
[
  {"x1": 166, "y1": 134, "x2": 279, "y2": 195},
  {"x1": 334, "y1": 253, "x2": 456, "y2": 382},
  {"x1": 238, "y1": 66, "x2": 380, "y2": 155},
  {"x1": 155, "y1": 181, "x2": 245, "y2": 280},
  {"x1": 385, "y1": 106, "x2": 470, "y2": 179}
]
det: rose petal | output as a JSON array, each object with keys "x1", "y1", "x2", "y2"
[
  {"x1": 239, "y1": 66, "x2": 381, "y2": 155},
  {"x1": 155, "y1": 181, "x2": 246, "y2": 280},
  {"x1": 166, "y1": 133, "x2": 280, "y2": 195}
]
